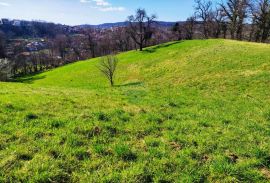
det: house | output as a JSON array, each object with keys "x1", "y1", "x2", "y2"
[
  {"x1": 1, "y1": 19, "x2": 10, "y2": 25},
  {"x1": 26, "y1": 41, "x2": 47, "y2": 52},
  {"x1": 12, "y1": 20, "x2": 21, "y2": 26}
]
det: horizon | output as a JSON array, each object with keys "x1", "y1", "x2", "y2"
[
  {"x1": 0, "y1": 0, "x2": 198, "y2": 26},
  {"x1": 0, "y1": 17, "x2": 181, "y2": 26}
]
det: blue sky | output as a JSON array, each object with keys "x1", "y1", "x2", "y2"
[{"x1": 0, "y1": 0, "x2": 197, "y2": 25}]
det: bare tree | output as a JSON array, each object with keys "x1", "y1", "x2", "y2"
[
  {"x1": 0, "y1": 31, "x2": 6, "y2": 58},
  {"x1": 211, "y1": 8, "x2": 228, "y2": 38},
  {"x1": 127, "y1": 9, "x2": 157, "y2": 51},
  {"x1": 0, "y1": 58, "x2": 13, "y2": 81},
  {"x1": 172, "y1": 22, "x2": 183, "y2": 40},
  {"x1": 98, "y1": 55, "x2": 118, "y2": 87},
  {"x1": 195, "y1": 0, "x2": 213, "y2": 38},
  {"x1": 113, "y1": 27, "x2": 133, "y2": 52},
  {"x1": 250, "y1": 0, "x2": 270, "y2": 42},
  {"x1": 85, "y1": 29, "x2": 97, "y2": 58},
  {"x1": 183, "y1": 16, "x2": 196, "y2": 40},
  {"x1": 55, "y1": 34, "x2": 68, "y2": 60},
  {"x1": 220, "y1": 0, "x2": 250, "y2": 40}
]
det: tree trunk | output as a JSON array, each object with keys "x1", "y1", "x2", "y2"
[{"x1": 139, "y1": 44, "x2": 143, "y2": 51}]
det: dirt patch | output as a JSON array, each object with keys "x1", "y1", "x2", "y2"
[{"x1": 261, "y1": 168, "x2": 270, "y2": 179}]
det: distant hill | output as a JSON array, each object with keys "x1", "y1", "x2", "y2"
[
  {"x1": 0, "y1": 18, "x2": 181, "y2": 38},
  {"x1": 78, "y1": 21, "x2": 182, "y2": 29}
]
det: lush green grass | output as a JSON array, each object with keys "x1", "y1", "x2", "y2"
[{"x1": 1, "y1": 39, "x2": 270, "y2": 182}]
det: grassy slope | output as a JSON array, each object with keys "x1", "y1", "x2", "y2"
[{"x1": 0, "y1": 39, "x2": 270, "y2": 182}]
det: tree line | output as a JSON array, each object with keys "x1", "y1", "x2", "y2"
[{"x1": 189, "y1": 0, "x2": 270, "y2": 42}]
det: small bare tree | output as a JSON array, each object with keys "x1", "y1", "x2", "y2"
[{"x1": 98, "y1": 55, "x2": 118, "y2": 87}]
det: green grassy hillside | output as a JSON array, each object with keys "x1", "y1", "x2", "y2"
[{"x1": 1, "y1": 39, "x2": 270, "y2": 182}]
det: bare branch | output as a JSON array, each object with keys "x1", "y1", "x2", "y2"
[{"x1": 98, "y1": 55, "x2": 119, "y2": 87}]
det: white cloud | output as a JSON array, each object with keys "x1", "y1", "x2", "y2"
[
  {"x1": 93, "y1": 0, "x2": 110, "y2": 7},
  {"x1": 99, "y1": 6, "x2": 125, "y2": 12},
  {"x1": 80, "y1": 0, "x2": 110, "y2": 6},
  {"x1": 80, "y1": 0, "x2": 91, "y2": 3},
  {"x1": 0, "y1": 2, "x2": 10, "y2": 6},
  {"x1": 80, "y1": 0, "x2": 125, "y2": 12}
]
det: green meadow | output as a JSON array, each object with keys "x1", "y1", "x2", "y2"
[{"x1": 0, "y1": 39, "x2": 270, "y2": 182}]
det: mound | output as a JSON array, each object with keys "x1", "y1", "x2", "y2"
[{"x1": 0, "y1": 39, "x2": 270, "y2": 182}]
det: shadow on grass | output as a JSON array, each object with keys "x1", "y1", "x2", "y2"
[
  {"x1": 13, "y1": 75, "x2": 46, "y2": 84},
  {"x1": 115, "y1": 81, "x2": 143, "y2": 87},
  {"x1": 143, "y1": 41, "x2": 182, "y2": 53}
]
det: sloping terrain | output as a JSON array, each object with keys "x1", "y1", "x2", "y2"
[{"x1": 0, "y1": 39, "x2": 270, "y2": 182}]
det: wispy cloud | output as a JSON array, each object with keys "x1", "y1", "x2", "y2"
[
  {"x1": 99, "y1": 6, "x2": 125, "y2": 12},
  {"x1": 80, "y1": 0, "x2": 125, "y2": 12},
  {"x1": 93, "y1": 0, "x2": 110, "y2": 7},
  {"x1": 0, "y1": 1, "x2": 10, "y2": 6},
  {"x1": 80, "y1": 0, "x2": 91, "y2": 3}
]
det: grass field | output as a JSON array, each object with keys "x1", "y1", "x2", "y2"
[{"x1": 0, "y1": 39, "x2": 270, "y2": 182}]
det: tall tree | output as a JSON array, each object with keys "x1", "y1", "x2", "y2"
[
  {"x1": 250, "y1": 0, "x2": 270, "y2": 42},
  {"x1": 220, "y1": 0, "x2": 250, "y2": 40},
  {"x1": 55, "y1": 34, "x2": 68, "y2": 60},
  {"x1": 212, "y1": 8, "x2": 228, "y2": 38},
  {"x1": 172, "y1": 22, "x2": 183, "y2": 40},
  {"x1": 0, "y1": 31, "x2": 6, "y2": 58},
  {"x1": 112, "y1": 28, "x2": 132, "y2": 52},
  {"x1": 195, "y1": 0, "x2": 213, "y2": 38},
  {"x1": 183, "y1": 16, "x2": 196, "y2": 40},
  {"x1": 85, "y1": 29, "x2": 97, "y2": 58},
  {"x1": 0, "y1": 58, "x2": 13, "y2": 81},
  {"x1": 127, "y1": 9, "x2": 157, "y2": 51}
]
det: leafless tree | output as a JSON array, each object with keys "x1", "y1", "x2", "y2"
[
  {"x1": 211, "y1": 8, "x2": 228, "y2": 38},
  {"x1": 98, "y1": 55, "x2": 118, "y2": 87},
  {"x1": 113, "y1": 28, "x2": 133, "y2": 52},
  {"x1": 55, "y1": 34, "x2": 68, "y2": 60},
  {"x1": 172, "y1": 23, "x2": 183, "y2": 40},
  {"x1": 0, "y1": 58, "x2": 13, "y2": 81},
  {"x1": 250, "y1": 0, "x2": 270, "y2": 42},
  {"x1": 85, "y1": 29, "x2": 97, "y2": 58},
  {"x1": 220, "y1": 0, "x2": 250, "y2": 40},
  {"x1": 127, "y1": 9, "x2": 157, "y2": 51},
  {"x1": 195, "y1": 0, "x2": 213, "y2": 38},
  {"x1": 0, "y1": 31, "x2": 6, "y2": 58},
  {"x1": 183, "y1": 16, "x2": 196, "y2": 40}
]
